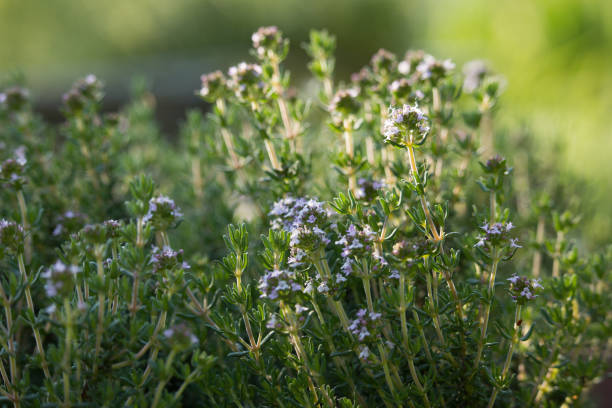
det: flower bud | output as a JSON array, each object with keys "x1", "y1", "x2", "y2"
[
  {"x1": 150, "y1": 246, "x2": 190, "y2": 274},
  {"x1": 42, "y1": 260, "x2": 79, "y2": 298},
  {"x1": 383, "y1": 104, "x2": 430, "y2": 147},
  {"x1": 329, "y1": 88, "x2": 360, "y2": 118},
  {"x1": 163, "y1": 323, "x2": 198, "y2": 350},
  {"x1": 0, "y1": 219, "x2": 25, "y2": 256},
  {"x1": 349, "y1": 308, "x2": 382, "y2": 343},
  {"x1": 259, "y1": 268, "x2": 303, "y2": 302},
  {"x1": 415, "y1": 54, "x2": 455, "y2": 84},
  {"x1": 252, "y1": 26, "x2": 286, "y2": 60},
  {"x1": 508, "y1": 275, "x2": 542, "y2": 304},
  {"x1": 143, "y1": 196, "x2": 182, "y2": 231},
  {"x1": 0, "y1": 87, "x2": 29, "y2": 112},
  {"x1": 199, "y1": 71, "x2": 228, "y2": 102},
  {"x1": 370, "y1": 49, "x2": 397, "y2": 76},
  {"x1": 227, "y1": 62, "x2": 265, "y2": 101}
]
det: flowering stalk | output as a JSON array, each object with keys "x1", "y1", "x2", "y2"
[
  {"x1": 407, "y1": 144, "x2": 441, "y2": 242},
  {"x1": 215, "y1": 99, "x2": 242, "y2": 171},
  {"x1": 93, "y1": 247, "x2": 105, "y2": 377},
  {"x1": 151, "y1": 349, "x2": 177, "y2": 408},
  {"x1": 343, "y1": 120, "x2": 357, "y2": 193},
  {"x1": 531, "y1": 215, "x2": 545, "y2": 278},
  {"x1": 271, "y1": 57, "x2": 297, "y2": 152},
  {"x1": 16, "y1": 191, "x2": 31, "y2": 263},
  {"x1": 17, "y1": 253, "x2": 50, "y2": 379},
  {"x1": 280, "y1": 302, "x2": 334, "y2": 407},
  {"x1": 309, "y1": 297, "x2": 364, "y2": 404},
  {"x1": 529, "y1": 335, "x2": 559, "y2": 406},
  {"x1": 487, "y1": 304, "x2": 522, "y2": 408},
  {"x1": 62, "y1": 298, "x2": 73, "y2": 408},
  {"x1": 551, "y1": 230, "x2": 564, "y2": 278},
  {"x1": 311, "y1": 249, "x2": 351, "y2": 334},
  {"x1": 0, "y1": 284, "x2": 18, "y2": 408},
  {"x1": 425, "y1": 271, "x2": 444, "y2": 345},
  {"x1": 474, "y1": 249, "x2": 499, "y2": 370}
]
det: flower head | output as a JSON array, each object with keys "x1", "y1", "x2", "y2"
[
  {"x1": 329, "y1": 88, "x2": 361, "y2": 118},
  {"x1": 269, "y1": 197, "x2": 330, "y2": 252},
  {"x1": 398, "y1": 50, "x2": 427, "y2": 75},
  {"x1": 150, "y1": 246, "x2": 190, "y2": 274},
  {"x1": 415, "y1": 54, "x2": 455, "y2": 84},
  {"x1": 199, "y1": 71, "x2": 229, "y2": 102},
  {"x1": 389, "y1": 78, "x2": 424, "y2": 105},
  {"x1": 143, "y1": 196, "x2": 182, "y2": 231},
  {"x1": 508, "y1": 275, "x2": 542, "y2": 304},
  {"x1": 383, "y1": 104, "x2": 430, "y2": 147},
  {"x1": 349, "y1": 308, "x2": 382, "y2": 343},
  {"x1": 227, "y1": 62, "x2": 265, "y2": 101},
  {"x1": 258, "y1": 268, "x2": 303, "y2": 302},
  {"x1": 252, "y1": 26, "x2": 287, "y2": 60},
  {"x1": 370, "y1": 49, "x2": 397, "y2": 76},
  {"x1": 163, "y1": 323, "x2": 198, "y2": 349},
  {"x1": 474, "y1": 221, "x2": 520, "y2": 252},
  {"x1": 42, "y1": 260, "x2": 79, "y2": 298},
  {"x1": 62, "y1": 74, "x2": 104, "y2": 113},
  {"x1": 463, "y1": 60, "x2": 489, "y2": 93},
  {"x1": 0, "y1": 219, "x2": 25, "y2": 256},
  {"x1": 355, "y1": 177, "x2": 385, "y2": 201},
  {"x1": 0, "y1": 154, "x2": 27, "y2": 190},
  {"x1": 0, "y1": 87, "x2": 29, "y2": 112}
]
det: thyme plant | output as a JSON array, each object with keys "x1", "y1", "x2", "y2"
[{"x1": 0, "y1": 26, "x2": 610, "y2": 407}]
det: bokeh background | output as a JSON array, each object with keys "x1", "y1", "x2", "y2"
[{"x1": 1, "y1": 0, "x2": 610, "y2": 403}]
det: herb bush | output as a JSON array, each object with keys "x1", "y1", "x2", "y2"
[{"x1": 0, "y1": 27, "x2": 610, "y2": 407}]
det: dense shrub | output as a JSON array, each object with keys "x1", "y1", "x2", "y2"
[{"x1": 0, "y1": 27, "x2": 610, "y2": 407}]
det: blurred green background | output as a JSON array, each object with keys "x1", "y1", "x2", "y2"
[{"x1": 1, "y1": 0, "x2": 611, "y2": 246}]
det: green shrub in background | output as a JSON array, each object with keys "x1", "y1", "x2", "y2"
[{"x1": 0, "y1": 27, "x2": 610, "y2": 407}]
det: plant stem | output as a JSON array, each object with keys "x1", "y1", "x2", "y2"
[
  {"x1": 264, "y1": 139, "x2": 282, "y2": 171},
  {"x1": 529, "y1": 335, "x2": 559, "y2": 406},
  {"x1": 425, "y1": 272, "x2": 444, "y2": 344},
  {"x1": 343, "y1": 121, "x2": 356, "y2": 194},
  {"x1": 487, "y1": 304, "x2": 522, "y2": 408},
  {"x1": 552, "y1": 230, "x2": 564, "y2": 278},
  {"x1": 0, "y1": 285, "x2": 18, "y2": 406},
  {"x1": 17, "y1": 253, "x2": 51, "y2": 379},
  {"x1": 62, "y1": 299, "x2": 73, "y2": 408},
  {"x1": 16, "y1": 190, "x2": 32, "y2": 263},
  {"x1": 151, "y1": 349, "x2": 177, "y2": 408},
  {"x1": 474, "y1": 250, "x2": 499, "y2": 370},
  {"x1": 271, "y1": 58, "x2": 297, "y2": 153},
  {"x1": 531, "y1": 215, "x2": 545, "y2": 278},
  {"x1": 93, "y1": 251, "x2": 106, "y2": 377},
  {"x1": 407, "y1": 144, "x2": 441, "y2": 241},
  {"x1": 311, "y1": 250, "x2": 352, "y2": 335}
]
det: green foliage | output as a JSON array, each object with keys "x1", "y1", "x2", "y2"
[{"x1": 0, "y1": 27, "x2": 609, "y2": 407}]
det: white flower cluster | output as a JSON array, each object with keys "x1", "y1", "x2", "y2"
[
  {"x1": 474, "y1": 221, "x2": 521, "y2": 250},
  {"x1": 258, "y1": 268, "x2": 303, "y2": 302},
  {"x1": 227, "y1": 62, "x2": 264, "y2": 100},
  {"x1": 199, "y1": 71, "x2": 227, "y2": 101},
  {"x1": 383, "y1": 104, "x2": 430, "y2": 146},
  {"x1": 415, "y1": 54, "x2": 455, "y2": 82},
  {"x1": 349, "y1": 308, "x2": 381, "y2": 343},
  {"x1": 508, "y1": 274, "x2": 542, "y2": 304},
  {"x1": 329, "y1": 88, "x2": 361, "y2": 118},
  {"x1": 163, "y1": 323, "x2": 199, "y2": 347},
  {"x1": 143, "y1": 196, "x2": 182, "y2": 230},
  {"x1": 251, "y1": 26, "x2": 283, "y2": 59},
  {"x1": 335, "y1": 224, "x2": 378, "y2": 281},
  {"x1": 354, "y1": 177, "x2": 385, "y2": 201},
  {"x1": 42, "y1": 260, "x2": 80, "y2": 297},
  {"x1": 150, "y1": 246, "x2": 190, "y2": 274},
  {"x1": 269, "y1": 196, "x2": 330, "y2": 252}
]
